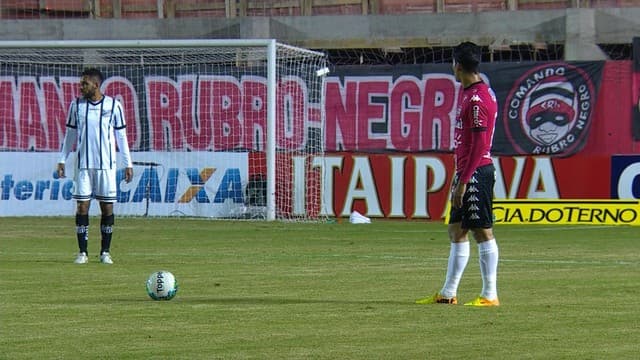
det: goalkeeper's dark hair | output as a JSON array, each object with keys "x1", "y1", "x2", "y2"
[
  {"x1": 82, "y1": 67, "x2": 104, "y2": 85},
  {"x1": 453, "y1": 42, "x2": 481, "y2": 73}
]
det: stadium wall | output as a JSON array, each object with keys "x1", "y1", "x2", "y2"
[{"x1": 1, "y1": 8, "x2": 639, "y2": 61}]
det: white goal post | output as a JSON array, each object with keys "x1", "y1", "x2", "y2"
[{"x1": 0, "y1": 39, "x2": 329, "y2": 221}]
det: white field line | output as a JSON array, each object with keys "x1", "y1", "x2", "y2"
[
  {"x1": 316, "y1": 254, "x2": 636, "y2": 266},
  {"x1": 2, "y1": 251, "x2": 636, "y2": 266}
]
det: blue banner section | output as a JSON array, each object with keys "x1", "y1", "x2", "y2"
[{"x1": 610, "y1": 155, "x2": 640, "y2": 199}]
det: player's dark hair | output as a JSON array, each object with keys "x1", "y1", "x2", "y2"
[
  {"x1": 82, "y1": 68, "x2": 104, "y2": 85},
  {"x1": 453, "y1": 42, "x2": 481, "y2": 73}
]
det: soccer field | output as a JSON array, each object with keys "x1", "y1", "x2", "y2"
[{"x1": 1, "y1": 217, "x2": 638, "y2": 359}]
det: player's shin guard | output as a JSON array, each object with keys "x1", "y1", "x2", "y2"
[
  {"x1": 100, "y1": 214, "x2": 114, "y2": 254},
  {"x1": 75, "y1": 214, "x2": 89, "y2": 254}
]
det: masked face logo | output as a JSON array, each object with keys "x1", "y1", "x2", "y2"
[
  {"x1": 524, "y1": 79, "x2": 575, "y2": 146},
  {"x1": 503, "y1": 63, "x2": 595, "y2": 156}
]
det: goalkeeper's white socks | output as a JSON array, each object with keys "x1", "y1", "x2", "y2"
[
  {"x1": 440, "y1": 241, "x2": 470, "y2": 298},
  {"x1": 478, "y1": 239, "x2": 499, "y2": 300}
]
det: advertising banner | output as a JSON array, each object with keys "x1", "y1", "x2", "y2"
[
  {"x1": 0, "y1": 152, "x2": 248, "y2": 217},
  {"x1": 610, "y1": 155, "x2": 640, "y2": 199},
  {"x1": 633, "y1": 37, "x2": 640, "y2": 140},
  {"x1": 1, "y1": 62, "x2": 603, "y2": 157},
  {"x1": 492, "y1": 199, "x2": 640, "y2": 226},
  {"x1": 317, "y1": 152, "x2": 632, "y2": 219},
  {"x1": 0, "y1": 70, "x2": 324, "y2": 154},
  {"x1": 326, "y1": 62, "x2": 603, "y2": 157},
  {"x1": 2, "y1": 152, "x2": 638, "y2": 219}
]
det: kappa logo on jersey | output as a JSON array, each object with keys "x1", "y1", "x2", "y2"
[
  {"x1": 472, "y1": 104, "x2": 481, "y2": 126},
  {"x1": 470, "y1": 94, "x2": 482, "y2": 102},
  {"x1": 502, "y1": 63, "x2": 596, "y2": 156}
]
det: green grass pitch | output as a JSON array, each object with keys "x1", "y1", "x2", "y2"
[{"x1": 1, "y1": 217, "x2": 638, "y2": 359}]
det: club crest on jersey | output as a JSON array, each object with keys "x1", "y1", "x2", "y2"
[{"x1": 502, "y1": 63, "x2": 596, "y2": 156}]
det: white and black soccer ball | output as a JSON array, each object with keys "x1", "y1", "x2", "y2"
[{"x1": 146, "y1": 271, "x2": 178, "y2": 301}]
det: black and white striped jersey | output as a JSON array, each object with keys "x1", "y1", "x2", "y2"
[{"x1": 59, "y1": 96, "x2": 132, "y2": 170}]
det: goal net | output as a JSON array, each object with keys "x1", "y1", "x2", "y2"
[{"x1": 0, "y1": 39, "x2": 329, "y2": 221}]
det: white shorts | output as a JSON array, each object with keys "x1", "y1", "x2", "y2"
[{"x1": 73, "y1": 169, "x2": 118, "y2": 203}]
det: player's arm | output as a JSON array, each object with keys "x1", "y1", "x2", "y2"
[
  {"x1": 113, "y1": 100, "x2": 133, "y2": 183},
  {"x1": 57, "y1": 101, "x2": 78, "y2": 178},
  {"x1": 460, "y1": 130, "x2": 488, "y2": 181},
  {"x1": 453, "y1": 103, "x2": 489, "y2": 208}
]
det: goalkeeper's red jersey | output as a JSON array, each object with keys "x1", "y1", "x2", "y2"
[{"x1": 453, "y1": 81, "x2": 497, "y2": 184}]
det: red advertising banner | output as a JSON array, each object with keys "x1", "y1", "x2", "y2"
[
  {"x1": 320, "y1": 153, "x2": 615, "y2": 219},
  {"x1": 2, "y1": 60, "x2": 637, "y2": 157},
  {"x1": 246, "y1": 150, "x2": 639, "y2": 220},
  {"x1": 326, "y1": 62, "x2": 604, "y2": 157},
  {"x1": 633, "y1": 37, "x2": 640, "y2": 140}
]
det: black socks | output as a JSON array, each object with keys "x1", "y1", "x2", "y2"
[
  {"x1": 100, "y1": 214, "x2": 115, "y2": 254},
  {"x1": 75, "y1": 214, "x2": 89, "y2": 254}
]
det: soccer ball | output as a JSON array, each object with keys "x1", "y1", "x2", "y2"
[{"x1": 146, "y1": 271, "x2": 178, "y2": 301}]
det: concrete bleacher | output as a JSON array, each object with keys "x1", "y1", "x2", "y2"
[
  {"x1": 1, "y1": 1, "x2": 638, "y2": 61},
  {"x1": 1, "y1": 0, "x2": 638, "y2": 19}
]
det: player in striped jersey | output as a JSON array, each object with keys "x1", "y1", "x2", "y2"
[{"x1": 57, "y1": 68, "x2": 133, "y2": 264}]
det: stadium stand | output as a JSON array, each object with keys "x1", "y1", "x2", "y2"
[{"x1": 0, "y1": 1, "x2": 637, "y2": 62}]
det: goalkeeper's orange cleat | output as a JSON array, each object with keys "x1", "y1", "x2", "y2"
[
  {"x1": 415, "y1": 292, "x2": 457, "y2": 305},
  {"x1": 463, "y1": 296, "x2": 500, "y2": 307}
]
